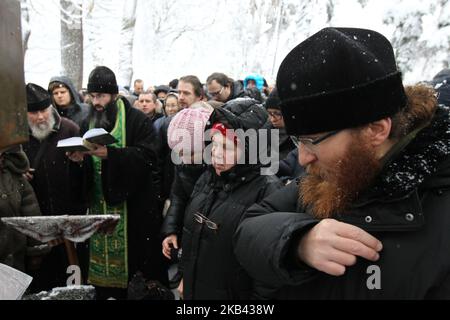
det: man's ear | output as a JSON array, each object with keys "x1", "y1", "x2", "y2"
[{"x1": 365, "y1": 118, "x2": 392, "y2": 147}]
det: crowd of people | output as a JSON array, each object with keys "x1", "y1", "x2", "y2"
[{"x1": 1, "y1": 26, "x2": 450, "y2": 300}]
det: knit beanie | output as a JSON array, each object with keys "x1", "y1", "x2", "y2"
[
  {"x1": 276, "y1": 27, "x2": 407, "y2": 135},
  {"x1": 87, "y1": 66, "x2": 118, "y2": 94},
  {"x1": 167, "y1": 107, "x2": 213, "y2": 154}
]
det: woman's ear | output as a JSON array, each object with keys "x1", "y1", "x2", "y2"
[{"x1": 365, "y1": 118, "x2": 392, "y2": 147}]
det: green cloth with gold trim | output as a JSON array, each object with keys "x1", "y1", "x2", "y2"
[{"x1": 88, "y1": 99, "x2": 128, "y2": 288}]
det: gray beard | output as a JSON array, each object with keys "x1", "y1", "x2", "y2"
[{"x1": 29, "y1": 114, "x2": 56, "y2": 141}]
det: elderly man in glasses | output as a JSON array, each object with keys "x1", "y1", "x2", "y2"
[{"x1": 234, "y1": 27, "x2": 450, "y2": 299}]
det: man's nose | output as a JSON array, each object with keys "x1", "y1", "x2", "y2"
[
  {"x1": 298, "y1": 146, "x2": 317, "y2": 167},
  {"x1": 37, "y1": 111, "x2": 45, "y2": 120}
]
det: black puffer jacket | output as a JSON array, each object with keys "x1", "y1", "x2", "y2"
[
  {"x1": 234, "y1": 105, "x2": 450, "y2": 299},
  {"x1": 180, "y1": 98, "x2": 282, "y2": 300},
  {"x1": 181, "y1": 166, "x2": 282, "y2": 300},
  {"x1": 49, "y1": 76, "x2": 89, "y2": 127},
  {"x1": 227, "y1": 81, "x2": 246, "y2": 102},
  {"x1": 161, "y1": 97, "x2": 268, "y2": 237},
  {"x1": 161, "y1": 163, "x2": 207, "y2": 237}
]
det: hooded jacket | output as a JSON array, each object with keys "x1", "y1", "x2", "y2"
[
  {"x1": 180, "y1": 97, "x2": 283, "y2": 300},
  {"x1": 49, "y1": 76, "x2": 89, "y2": 127}
]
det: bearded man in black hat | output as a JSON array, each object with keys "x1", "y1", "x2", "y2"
[
  {"x1": 67, "y1": 66, "x2": 167, "y2": 299},
  {"x1": 234, "y1": 27, "x2": 450, "y2": 299},
  {"x1": 23, "y1": 83, "x2": 86, "y2": 292}
]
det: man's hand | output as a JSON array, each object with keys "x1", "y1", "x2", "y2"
[
  {"x1": 87, "y1": 144, "x2": 108, "y2": 159},
  {"x1": 298, "y1": 219, "x2": 383, "y2": 276},
  {"x1": 162, "y1": 234, "x2": 178, "y2": 259},
  {"x1": 66, "y1": 151, "x2": 86, "y2": 163}
]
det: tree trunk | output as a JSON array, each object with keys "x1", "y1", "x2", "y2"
[
  {"x1": 60, "y1": 0, "x2": 83, "y2": 90},
  {"x1": 21, "y1": 0, "x2": 31, "y2": 58},
  {"x1": 118, "y1": 0, "x2": 138, "y2": 87}
]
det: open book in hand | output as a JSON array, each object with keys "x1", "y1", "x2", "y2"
[{"x1": 57, "y1": 128, "x2": 118, "y2": 152}]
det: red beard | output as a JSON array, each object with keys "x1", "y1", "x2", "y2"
[{"x1": 299, "y1": 135, "x2": 382, "y2": 219}]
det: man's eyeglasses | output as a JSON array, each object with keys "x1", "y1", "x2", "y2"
[
  {"x1": 208, "y1": 87, "x2": 224, "y2": 97},
  {"x1": 291, "y1": 130, "x2": 340, "y2": 150},
  {"x1": 268, "y1": 111, "x2": 283, "y2": 119},
  {"x1": 194, "y1": 212, "x2": 219, "y2": 230}
]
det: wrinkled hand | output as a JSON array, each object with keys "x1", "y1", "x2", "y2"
[
  {"x1": 66, "y1": 151, "x2": 86, "y2": 163},
  {"x1": 162, "y1": 234, "x2": 178, "y2": 259},
  {"x1": 298, "y1": 219, "x2": 383, "y2": 276},
  {"x1": 87, "y1": 144, "x2": 108, "y2": 159}
]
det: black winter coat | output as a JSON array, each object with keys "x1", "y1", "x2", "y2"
[
  {"x1": 181, "y1": 166, "x2": 282, "y2": 300},
  {"x1": 161, "y1": 164, "x2": 206, "y2": 237},
  {"x1": 80, "y1": 97, "x2": 168, "y2": 285},
  {"x1": 227, "y1": 81, "x2": 246, "y2": 102},
  {"x1": 23, "y1": 110, "x2": 86, "y2": 215},
  {"x1": 180, "y1": 96, "x2": 279, "y2": 300},
  {"x1": 157, "y1": 115, "x2": 175, "y2": 201},
  {"x1": 234, "y1": 105, "x2": 450, "y2": 299},
  {"x1": 23, "y1": 111, "x2": 88, "y2": 291}
]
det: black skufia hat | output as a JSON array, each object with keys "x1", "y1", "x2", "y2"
[
  {"x1": 276, "y1": 27, "x2": 407, "y2": 135},
  {"x1": 87, "y1": 66, "x2": 118, "y2": 94},
  {"x1": 26, "y1": 83, "x2": 51, "y2": 112}
]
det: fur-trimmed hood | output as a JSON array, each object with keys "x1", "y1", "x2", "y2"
[{"x1": 363, "y1": 95, "x2": 450, "y2": 202}]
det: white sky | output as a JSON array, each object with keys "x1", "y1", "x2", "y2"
[{"x1": 23, "y1": 0, "x2": 450, "y2": 89}]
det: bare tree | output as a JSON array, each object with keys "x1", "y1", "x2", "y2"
[
  {"x1": 118, "y1": 0, "x2": 138, "y2": 87},
  {"x1": 21, "y1": 0, "x2": 31, "y2": 58},
  {"x1": 60, "y1": 0, "x2": 83, "y2": 89}
]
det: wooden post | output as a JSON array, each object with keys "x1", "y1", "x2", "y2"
[
  {"x1": 63, "y1": 239, "x2": 85, "y2": 284},
  {"x1": 63, "y1": 239, "x2": 79, "y2": 267},
  {"x1": 0, "y1": 0, "x2": 29, "y2": 151}
]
